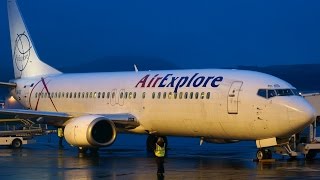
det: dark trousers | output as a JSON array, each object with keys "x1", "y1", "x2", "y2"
[{"x1": 156, "y1": 157, "x2": 165, "y2": 174}]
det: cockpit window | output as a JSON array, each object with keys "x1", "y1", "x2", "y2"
[
  {"x1": 257, "y1": 89, "x2": 267, "y2": 98},
  {"x1": 291, "y1": 89, "x2": 300, "y2": 95},
  {"x1": 257, "y1": 88, "x2": 299, "y2": 99},
  {"x1": 268, "y1": 90, "x2": 276, "y2": 98},
  {"x1": 275, "y1": 89, "x2": 294, "y2": 96}
]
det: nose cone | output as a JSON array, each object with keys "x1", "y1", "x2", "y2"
[{"x1": 287, "y1": 97, "x2": 316, "y2": 133}]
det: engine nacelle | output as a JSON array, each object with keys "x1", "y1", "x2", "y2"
[
  {"x1": 204, "y1": 138, "x2": 239, "y2": 144},
  {"x1": 64, "y1": 115, "x2": 117, "y2": 147}
]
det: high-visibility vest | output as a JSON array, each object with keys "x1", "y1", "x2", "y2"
[
  {"x1": 154, "y1": 143, "x2": 166, "y2": 157},
  {"x1": 58, "y1": 128, "x2": 64, "y2": 137}
]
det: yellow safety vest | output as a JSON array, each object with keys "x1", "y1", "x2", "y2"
[
  {"x1": 58, "y1": 128, "x2": 64, "y2": 137},
  {"x1": 154, "y1": 143, "x2": 166, "y2": 157}
]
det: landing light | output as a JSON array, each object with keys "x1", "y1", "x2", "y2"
[{"x1": 8, "y1": 96, "x2": 16, "y2": 103}]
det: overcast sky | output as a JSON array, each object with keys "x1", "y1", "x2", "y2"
[{"x1": 1, "y1": 0, "x2": 320, "y2": 71}]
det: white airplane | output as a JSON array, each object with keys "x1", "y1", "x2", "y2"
[{"x1": 0, "y1": 0, "x2": 317, "y2": 160}]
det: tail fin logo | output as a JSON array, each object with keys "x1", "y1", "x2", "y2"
[{"x1": 13, "y1": 32, "x2": 32, "y2": 77}]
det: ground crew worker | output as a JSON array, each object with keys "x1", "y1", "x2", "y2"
[
  {"x1": 57, "y1": 127, "x2": 64, "y2": 148},
  {"x1": 154, "y1": 137, "x2": 166, "y2": 177}
]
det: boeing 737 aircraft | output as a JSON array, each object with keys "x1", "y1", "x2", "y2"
[{"x1": 0, "y1": 0, "x2": 317, "y2": 160}]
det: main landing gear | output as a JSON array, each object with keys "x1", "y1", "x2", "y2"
[{"x1": 78, "y1": 147, "x2": 99, "y2": 154}]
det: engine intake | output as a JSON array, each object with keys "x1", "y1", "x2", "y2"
[{"x1": 64, "y1": 115, "x2": 117, "y2": 147}]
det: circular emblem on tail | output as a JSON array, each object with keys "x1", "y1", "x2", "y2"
[{"x1": 14, "y1": 32, "x2": 32, "y2": 76}]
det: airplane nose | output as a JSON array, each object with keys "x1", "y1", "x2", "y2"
[{"x1": 287, "y1": 99, "x2": 316, "y2": 132}]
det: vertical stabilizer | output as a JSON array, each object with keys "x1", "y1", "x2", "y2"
[{"x1": 7, "y1": 0, "x2": 62, "y2": 79}]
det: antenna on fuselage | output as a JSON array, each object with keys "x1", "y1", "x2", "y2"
[{"x1": 134, "y1": 64, "x2": 139, "y2": 72}]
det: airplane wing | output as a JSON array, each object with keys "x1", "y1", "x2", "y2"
[
  {"x1": 0, "y1": 109, "x2": 72, "y2": 126},
  {"x1": 0, "y1": 109, "x2": 139, "y2": 129}
]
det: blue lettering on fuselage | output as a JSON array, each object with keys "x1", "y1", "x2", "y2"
[{"x1": 135, "y1": 73, "x2": 224, "y2": 93}]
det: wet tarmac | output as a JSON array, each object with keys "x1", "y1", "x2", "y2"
[{"x1": 1, "y1": 134, "x2": 320, "y2": 179}]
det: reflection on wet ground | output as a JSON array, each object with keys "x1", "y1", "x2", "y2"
[{"x1": 0, "y1": 134, "x2": 320, "y2": 179}]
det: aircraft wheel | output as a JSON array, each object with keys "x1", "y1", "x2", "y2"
[
  {"x1": 256, "y1": 149, "x2": 270, "y2": 160},
  {"x1": 11, "y1": 139, "x2": 22, "y2": 149},
  {"x1": 256, "y1": 149, "x2": 265, "y2": 160}
]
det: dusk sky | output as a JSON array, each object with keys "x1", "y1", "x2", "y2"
[{"x1": 1, "y1": 0, "x2": 320, "y2": 72}]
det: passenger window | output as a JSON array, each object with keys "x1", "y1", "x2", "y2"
[
  {"x1": 133, "y1": 92, "x2": 136, "y2": 99},
  {"x1": 152, "y1": 92, "x2": 155, "y2": 99},
  {"x1": 190, "y1": 92, "x2": 193, "y2": 99},
  {"x1": 98, "y1": 92, "x2": 101, "y2": 98},
  {"x1": 184, "y1": 92, "x2": 188, "y2": 99},
  {"x1": 200, "y1": 92, "x2": 205, "y2": 99},
  {"x1": 82, "y1": 92, "x2": 85, "y2": 98},
  {"x1": 174, "y1": 93, "x2": 178, "y2": 99},
  {"x1": 120, "y1": 92, "x2": 124, "y2": 99},
  {"x1": 112, "y1": 92, "x2": 115, "y2": 98},
  {"x1": 107, "y1": 92, "x2": 110, "y2": 99},
  {"x1": 35, "y1": 92, "x2": 38, "y2": 98},
  {"x1": 102, "y1": 92, "x2": 105, "y2": 98},
  {"x1": 125, "y1": 92, "x2": 128, "y2": 99},
  {"x1": 168, "y1": 92, "x2": 172, "y2": 99},
  {"x1": 163, "y1": 92, "x2": 167, "y2": 99},
  {"x1": 66, "y1": 92, "x2": 69, "y2": 98},
  {"x1": 179, "y1": 92, "x2": 183, "y2": 99},
  {"x1": 74, "y1": 92, "x2": 77, "y2": 98},
  {"x1": 93, "y1": 92, "x2": 97, "y2": 98},
  {"x1": 157, "y1": 92, "x2": 161, "y2": 99},
  {"x1": 142, "y1": 92, "x2": 146, "y2": 99},
  {"x1": 206, "y1": 92, "x2": 210, "y2": 99},
  {"x1": 129, "y1": 92, "x2": 132, "y2": 99},
  {"x1": 86, "y1": 92, "x2": 89, "y2": 98},
  {"x1": 62, "y1": 92, "x2": 64, "y2": 98},
  {"x1": 78, "y1": 92, "x2": 81, "y2": 98},
  {"x1": 89, "y1": 92, "x2": 93, "y2": 98},
  {"x1": 195, "y1": 92, "x2": 199, "y2": 99}
]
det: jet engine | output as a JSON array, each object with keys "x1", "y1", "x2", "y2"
[{"x1": 64, "y1": 115, "x2": 117, "y2": 147}]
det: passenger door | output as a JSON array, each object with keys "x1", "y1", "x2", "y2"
[{"x1": 227, "y1": 81, "x2": 243, "y2": 114}]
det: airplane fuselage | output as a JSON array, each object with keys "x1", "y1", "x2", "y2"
[{"x1": 10, "y1": 69, "x2": 314, "y2": 140}]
